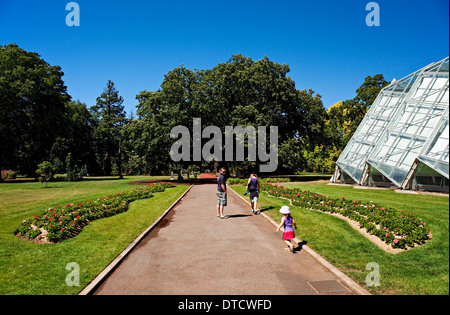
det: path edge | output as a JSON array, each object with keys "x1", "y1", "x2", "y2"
[
  {"x1": 78, "y1": 184, "x2": 194, "y2": 295},
  {"x1": 228, "y1": 186, "x2": 372, "y2": 296}
]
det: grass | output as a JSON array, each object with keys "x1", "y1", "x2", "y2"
[
  {"x1": 232, "y1": 181, "x2": 449, "y2": 295},
  {"x1": 2, "y1": 175, "x2": 447, "y2": 295},
  {"x1": 0, "y1": 176, "x2": 188, "y2": 295}
]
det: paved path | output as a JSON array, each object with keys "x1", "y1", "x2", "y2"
[{"x1": 94, "y1": 184, "x2": 359, "y2": 295}]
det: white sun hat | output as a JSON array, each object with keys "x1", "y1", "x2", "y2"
[{"x1": 279, "y1": 206, "x2": 291, "y2": 214}]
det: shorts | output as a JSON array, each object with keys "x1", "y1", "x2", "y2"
[
  {"x1": 217, "y1": 191, "x2": 227, "y2": 206},
  {"x1": 249, "y1": 191, "x2": 259, "y2": 203},
  {"x1": 282, "y1": 231, "x2": 295, "y2": 241}
]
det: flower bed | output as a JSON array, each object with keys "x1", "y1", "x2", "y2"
[
  {"x1": 260, "y1": 183, "x2": 430, "y2": 249},
  {"x1": 15, "y1": 182, "x2": 175, "y2": 243}
]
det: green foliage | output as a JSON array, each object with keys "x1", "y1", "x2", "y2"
[
  {"x1": 36, "y1": 161, "x2": 55, "y2": 188},
  {"x1": 134, "y1": 54, "x2": 326, "y2": 174},
  {"x1": 65, "y1": 153, "x2": 80, "y2": 182},
  {"x1": 0, "y1": 44, "x2": 391, "y2": 177},
  {"x1": 306, "y1": 75, "x2": 390, "y2": 172},
  {"x1": 0, "y1": 44, "x2": 71, "y2": 176},
  {"x1": 49, "y1": 100, "x2": 97, "y2": 175},
  {"x1": 91, "y1": 80, "x2": 127, "y2": 176},
  {"x1": 4, "y1": 171, "x2": 17, "y2": 179}
]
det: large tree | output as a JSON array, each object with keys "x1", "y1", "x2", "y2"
[
  {"x1": 135, "y1": 54, "x2": 324, "y2": 174},
  {"x1": 0, "y1": 44, "x2": 71, "y2": 178},
  {"x1": 90, "y1": 80, "x2": 127, "y2": 176}
]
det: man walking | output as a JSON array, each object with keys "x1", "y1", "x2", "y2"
[{"x1": 216, "y1": 167, "x2": 228, "y2": 219}]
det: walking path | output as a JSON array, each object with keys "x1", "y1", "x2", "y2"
[{"x1": 93, "y1": 182, "x2": 367, "y2": 295}]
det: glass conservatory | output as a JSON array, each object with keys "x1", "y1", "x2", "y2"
[{"x1": 332, "y1": 57, "x2": 449, "y2": 192}]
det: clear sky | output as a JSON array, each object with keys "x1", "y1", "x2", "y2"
[{"x1": 1, "y1": 0, "x2": 449, "y2": 116}]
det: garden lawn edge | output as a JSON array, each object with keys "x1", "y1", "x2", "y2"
[
  {"x1": 79, "y1": 184, "x2": 194, "y2": 295},
  {"x1": 228, "y1": 186, "x2": 372, "y2": 296}
]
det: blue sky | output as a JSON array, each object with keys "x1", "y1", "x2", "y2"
[{"x1": 1, "y1": 0, "x2": 449, "y2": 116}]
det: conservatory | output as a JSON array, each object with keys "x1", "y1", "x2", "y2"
[{"x1": 332, "y1": 57, "x2": 449, "y2": 192}]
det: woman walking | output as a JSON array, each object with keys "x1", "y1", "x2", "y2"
[{"x1": 246, "y1": 173, "x2": 260, "y2": 215}]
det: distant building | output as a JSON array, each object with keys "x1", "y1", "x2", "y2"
[{"x1": 332, "y1": 57, "x2": 449, "y2": 192}]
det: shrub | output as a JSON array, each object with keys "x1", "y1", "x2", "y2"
[
  {"x1": 36, "y1": 161, "x2": 55, "y2": 188},
  {"x1": 1, "y1": 170, "x2": 17, "y2": 180}
]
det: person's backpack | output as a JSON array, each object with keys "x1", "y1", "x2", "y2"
[{"x1": 248, "y1": 178, "x2": 257, "y2": 192}]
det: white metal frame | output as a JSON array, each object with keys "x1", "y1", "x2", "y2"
[{"x1": 333, "y1": 57, "x2": 449, "y2": 190}]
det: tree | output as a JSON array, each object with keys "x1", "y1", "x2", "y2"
[
  {"x1": 49, "y1": 100, "x2": 96, "y2": 175},
  {"x1": 355, "y1": 74, "x2": 389, "y2": 107},
  {"x1": 0, "y1": 44, "x2": 71, "y2": 178},
  {"x1": 91, "y1": 80, "x2": 127, "y2": 177},
  {"x1": 310, "y1": 75, "x2": 390, "y2": 173},
  {"x1": 341, "y1": 74, "x2": 390, "y2": 142},
  {"x1": 278, "y1": 138, "x2": 305, "y2": 174},
  {"x1": 135, "y1": 54, "x2": 321, "y2": 175},
  {"x1": 36, "y1": 161, "x2": 55, "y2": 188}
]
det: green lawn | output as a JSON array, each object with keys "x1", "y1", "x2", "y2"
[
  {"x1": 2, "y1": 176, "x2": 447, "y2": 295},
  {"x1": 232, "y1": 181, "x2": 449, "y2": 295},
  {"x1": 0, "y1": 176, "x2": 188, "y2": 295}
]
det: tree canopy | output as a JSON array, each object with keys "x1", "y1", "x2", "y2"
[
  {"x1": 1, "y1": 44, "x2": 389, "y2": 178},
  {"x1": 0, "y1": 44, "x2": 71, "y2": 177},
  {"x1": 132, "y1": 54, "x2": 326, "y2": 174}
]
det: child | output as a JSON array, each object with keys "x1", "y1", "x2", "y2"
[{"x1": 276, "y1": 206, "x2": 297, "y2": 252}]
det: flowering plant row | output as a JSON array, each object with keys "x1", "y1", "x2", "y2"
[
  {"x1": 15, "y1": 182, "x2": 175, "y2": 243},
  {"x1": 260, "y1": 183, "x2": 430, "y2": 249}
]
